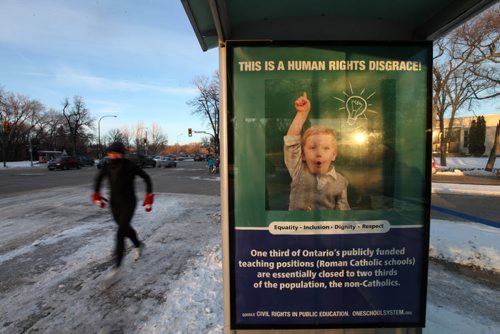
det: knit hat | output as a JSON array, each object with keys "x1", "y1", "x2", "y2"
[{"x1": 106, "y1": 142, "x2": 126, "y2": 154}]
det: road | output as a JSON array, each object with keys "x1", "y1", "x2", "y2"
[
  {"x1": 0, "y1": 160, "x2": 220, "y2": 197},
  {"x1": 0, "y1": 162, "x2": 498, "y2": 332},
  {"x1": 1, "y1": 163, "x2": 497, "y2": 224},
  {"x1": 431, "y1": 173, "x2": 500, "y2": 224},
  {"x1": 431, "y1": 193, "x2": 500, "y2": 223}
]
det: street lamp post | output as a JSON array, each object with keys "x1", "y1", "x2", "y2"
[
  {"x1": 1, "y1": 104, "x2": 10, "y2": 167},
  {"x1": 98, "y1": 115, "x2": 117, "y2": 159}
]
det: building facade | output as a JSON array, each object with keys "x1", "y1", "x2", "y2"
[{"x1": 433, "y1": 114, "x2": 500, "y2": 156}]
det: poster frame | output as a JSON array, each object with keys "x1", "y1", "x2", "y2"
[{"x1": 224, "y1": 40, "x2": 433, "y2": 330}]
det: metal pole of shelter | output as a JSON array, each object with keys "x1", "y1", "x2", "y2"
[{"x1": 219, "y1": 44, "x2": 232, "y2": 333}]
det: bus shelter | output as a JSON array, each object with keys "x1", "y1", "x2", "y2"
[{"x1": 181, "y1": 1, "x2": 496, "y2": 333}]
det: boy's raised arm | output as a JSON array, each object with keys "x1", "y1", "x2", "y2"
[{"x1": 287, "y1": 92, "x2": 311, "y2": 136}]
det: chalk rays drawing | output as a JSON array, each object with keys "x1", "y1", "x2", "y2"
[{"x1": 334, "y1": 82, "x2": 377, "y2": 125}]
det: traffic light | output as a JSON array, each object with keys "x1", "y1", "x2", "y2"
[
  {"x1": 188, "y1": 128, "x2": 192, "y2": 137},
  {"x1": 3, "y1": 121, "x2": 11, "y2": 135}
]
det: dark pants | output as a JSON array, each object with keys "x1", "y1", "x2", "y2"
[{"x1": 111, "y1": 200, "x2": 140, "y2": 267}]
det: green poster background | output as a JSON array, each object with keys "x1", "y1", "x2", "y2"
[{"x1": 230, "y1": 44, "x2": 431, "y2": 228}]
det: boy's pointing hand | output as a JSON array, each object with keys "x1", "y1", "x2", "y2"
[{"x1": 294, "y1": 92, "x2": 310, "y2": 113}]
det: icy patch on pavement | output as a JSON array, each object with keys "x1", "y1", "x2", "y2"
[{"x1": 190, "y1": 176, "x2": 220, "y2": 182}]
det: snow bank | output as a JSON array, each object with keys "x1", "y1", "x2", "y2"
[
  {"x1": 436, "y1": 157, "x2": 499, "y2": 170},
  {"x1": 432, "y1": 183, "x2": 500, "y2": 197},
  {"x1": 435, "y1": 156, "x2": 500, "y2": 173},
  {"x1": 430, "y1": 220, "x2": 500, "y2": 273}
]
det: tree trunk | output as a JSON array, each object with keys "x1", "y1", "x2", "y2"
[
  {"x1": 438, "y1": 118, "x2": 447, "y2": 166},
  {"x1": 440, "y1": 140, "x2": 447, "y2": 167},
  {"x1": 485, "y1": 120, "x2": 500, "y2": 172}
]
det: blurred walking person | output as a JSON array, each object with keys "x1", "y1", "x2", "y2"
[{"x1": 92, "y1": 142, "x2": 154, "y2": 282}]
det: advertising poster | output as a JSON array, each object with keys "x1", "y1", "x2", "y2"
[{"x1": 227, "y1": 42, "x2": 431, "y2": 329}]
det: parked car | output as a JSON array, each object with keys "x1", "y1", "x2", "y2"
[
  {"x1": 156, "y1": 156, "x2": 177, "y2": 168},
  {"x1": 143, "y1": 155, "x2": 157, "y2": 167},
  {"x1": 96, "y1": 157, "x2": 109, "y2": 169},
  {"x1": 47, "y1": 156, "x2": 81, "y2": 170},
  {"x1": 127, "y1": 153, "x2": 156, "y2": 168},
  {"x1": 152, "y1": 155, "x2": 163, "y2": 166},
  {"x1": 77, "y1": 155, "x2": 95, "y2": 167},
  {"x1": 194, "y1": 154, "x2": 204, "y2": 161}
]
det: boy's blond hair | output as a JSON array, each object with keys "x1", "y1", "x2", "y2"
[{"x1": 301, "y1": 125, "x2": 337, "y2": 149}]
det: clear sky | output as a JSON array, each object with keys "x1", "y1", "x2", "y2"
[{"x1": 0, "y1": 0, "x2": 218, "y2": 145}]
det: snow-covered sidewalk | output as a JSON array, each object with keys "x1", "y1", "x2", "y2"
[{"x1": 1, "y1": 158, "x2": 499, "y2": 333}]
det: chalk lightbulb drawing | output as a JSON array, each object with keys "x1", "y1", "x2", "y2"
[{"x1": 334, "y1": 82, "x2": 377, "y2": 125}]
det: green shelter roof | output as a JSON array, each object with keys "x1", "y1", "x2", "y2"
[{"x1": 181, "y1": 0, "x2": 497, "y2": 51}]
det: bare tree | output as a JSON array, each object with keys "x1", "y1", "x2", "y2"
[
  {"x1": 433, "y1": 5, "x2": 499, "y2": 166},
  {"x1": 148, "y1": 122, "x2": 168, "y2": 155},
  {"x1": 62, "y1": 96, "x2": 95, "y2": 156},
  {"x1": 0, "y1": 91, "x2": 45, "y2": 161},
  {"x1": 119, "y1": 126, "x2": 132, "y2": 148},
  {"x1": 39, "y1": 109, "x2": 66, "y2": 150},
  {"x1": 458, "y1": 5, "x2": 500, "y2": 100},
  {"x1": 132, "y1": 122, "x2": 146, "y2": 154},
  {"x1": 129, "y1": 122, "x2": 168, "y2": 155},
  {"x1": 105, "y1": 128, "x2": 128, "y2": 147},
  {"x1": 1, "y1": 88, "x2": 99, "y2": 160},
  {"x1": 188, "y1": 71, "x2": 220, "y2": 154}
]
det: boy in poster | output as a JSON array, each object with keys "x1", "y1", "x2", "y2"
[{"x1": 284, "y1": 92, "x2": 350, "y2": 211}]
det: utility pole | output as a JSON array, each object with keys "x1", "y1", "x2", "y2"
[
  {"x1": 1, "y1": 122, "x2": 6, "y2": 167},
  {"x1": 1, "y1": 120, "x2": 11, "y2": 168},
  {"x1": 0, "y1": 100, "x2": 7, "y2": 167},
  {"x1": 28, "y1": 131, "x2": 34, "y2": 167}
]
